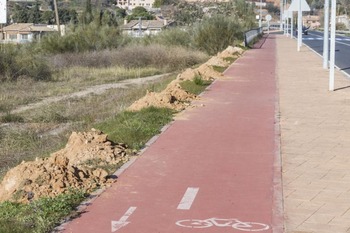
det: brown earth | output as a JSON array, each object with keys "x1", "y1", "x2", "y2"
[
  {"x1": 0, "y1": 46, "x2": 244, "y2": 203},
  {"x1": 0, "y1": 129, "x2": 129, "y2": 203},
  {"x1": 128, "y1": 46, "x2": 243, "y2": 111}
]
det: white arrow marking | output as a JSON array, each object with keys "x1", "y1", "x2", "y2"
[
  {"x1": 177, "y1": 187, "x2": 199, "y2": 210},
  {"x1": 111, "y1": 206, "x2": 137, "y2": 232}
]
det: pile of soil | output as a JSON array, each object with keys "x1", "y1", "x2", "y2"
[
  {"x1": 128, "y1": 81, "x2": 196, "y2": 111},
  {"x1": 218, "y1": 46, "x2": 244, "y2": 58},
  {"x1": 0, "y1": 129, "x2": 129, "y2": 203},
  {"x1": 128, "y1": 46, "x2": 244, "y2": 111}
]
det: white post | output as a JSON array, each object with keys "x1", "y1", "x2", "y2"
[
  {"x1": 280, "y1": 0, "x2": 284, "y2": 30},
  {"x1": 259, "y1": 0, "x2": 262, "y2": 27},
  {"x1": 297, "y1": 0, "x2": 302, "y2": 51},
  {"x1": 286, "y1": 11, "x2": 289, "y2": 36},
  {"x1": 291, "y1": 11, "x2": 294, "y2": 38},
  {"x1": 284, "y1": 0, "x2": 287, "y2": 34},
  {"x1": 329, "y1": 0, "x2": 336, "y2": 91},
  {"x1": 323, "y1": 0, "x2": 330, "y2": 69}
]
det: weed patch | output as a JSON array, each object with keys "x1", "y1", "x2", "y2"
[
  {"x1": 180, "y1": 76, "x2": 212, "y2": 95},
  {"x1": 95, "y1": 107, "x2": 175, "y2": 150},
  {"x1": 211, "y1": 65, "x2": 228, "y2": 73},
  {"x1": 0, "y1": 189, "x2": 87, "y2": 233}
]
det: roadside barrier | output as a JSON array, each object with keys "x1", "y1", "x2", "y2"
[{"x1": 244, "y1": 27, "x2": 263, "y2": 47}]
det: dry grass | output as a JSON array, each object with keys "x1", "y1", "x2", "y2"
[
  {"x1": 0, "y1": 67, "x2": 162, "y2": 113},
  {"x1": 49, "y1": 45, "x2": 209, "y2": 71},
  {"x1": 0, "y1": 74, "x2": 175, "y2": 179}
]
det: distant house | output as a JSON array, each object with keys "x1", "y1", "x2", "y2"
[
  {"x1": 121, "y1": 19, "x2": 174, "y2": 37},
  {"x1": 0, "y1": 23, "x2": 64, "y2": 44}
]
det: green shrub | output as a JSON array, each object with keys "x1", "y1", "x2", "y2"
[
  {"x1": 149, "y1": 28, "x2": 193, "y2": 47},
  {"x1": 192, "y1": 15, "x2": 243, "y2": 55},
  {"x1": 40, "y1": 24, "x2": 129, "y2": 54},
  {"x1": 0, "y1": 46, "x2": 52, "y2": 82}
]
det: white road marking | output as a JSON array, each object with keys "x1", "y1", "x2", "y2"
[
  {"x1": 111, "y1": 206, "x2": 137, "y2": 232},
  {"x1": 177, "y1": 187, "x2": 199, "y2": 210}
]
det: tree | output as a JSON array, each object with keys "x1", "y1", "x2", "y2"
[
  {"x1": 339, "y1": 0, "x2": 350, "y2": 15},
  {"x1": 41, "y1": 11, "x2": 54, "y2": 24},
  {"x1": 266, "y1": 3, "x2": 280, "y2": 15},
  {"x1": 28, "y1": 1, "x2": 41, "y2": 23},
  {"x1": 153, "y1": 0, "x2": 164, "y2": 8},
  {"x1": 12, "y1": 4, "x2": 29, "y2": 23},
  {"x1": 80, "y1": 0, "x2": 94, "y2": 24},
  {"x1": 115, "y1": 7, "x2": 127, "y2": 18},
  {"x1": 173, "y1": 2, "x2": 204, "y2": 26},
  {"x1": 127, "y1": 6, "x2": 155, "y2": 20}
]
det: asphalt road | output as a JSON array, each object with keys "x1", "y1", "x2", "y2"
[{"x1": 301, "y1": 30, "x2": 350, "y2": 76}]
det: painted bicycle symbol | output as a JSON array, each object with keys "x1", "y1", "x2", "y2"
[{"x1": 176, "y1": 218, "x2": 270, "y2": 231}]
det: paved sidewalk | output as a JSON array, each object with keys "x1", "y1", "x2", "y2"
[{"x1": 277, "y1": 35, "x2": 350, "y2": 232}]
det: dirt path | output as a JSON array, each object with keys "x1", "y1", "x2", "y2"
[{"x1": 10, "y1": 74, "x2": 170, "y2": 114}]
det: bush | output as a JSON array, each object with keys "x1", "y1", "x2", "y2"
[
  {"x1": 40, "y1": 24, "x2": 130, "y2": 54},
  {"x1": 148, "y1": 28, "x2": 193, "y2": 47},
  {"x1": 48, "y1": 44, "x2": 208, "y2": 72},
  {"x1": 0, "y1": 46, "x2": 52, "y2": 82},
  {"x1": 192, "y1": 15, "x2": 243, "y2": 55}
]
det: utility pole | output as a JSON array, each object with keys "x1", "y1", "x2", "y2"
[{"x1": 53, "y1": 0, "x2": 61, "y2": 35}]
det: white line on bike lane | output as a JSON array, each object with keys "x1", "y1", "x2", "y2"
[
  {"x1": 111, "y1": 206, "x2": 137, "y2": 232},
  {"x1": 177, "y1": 187, "x2": 199, "y2": 210}
]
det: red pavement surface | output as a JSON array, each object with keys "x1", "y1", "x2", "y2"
[{"x1": 61, "y1": 35, "x2": 282, "y2": 233}]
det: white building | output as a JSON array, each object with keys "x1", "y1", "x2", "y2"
[
  {"x1": 116, "y1": 0, "x2": 155, "y2": 10},
  {"x1": 121, "y1": 19, "x2": 174, "y2": 37},
  {"x1": 0, "y1": 23, "x2": 65, "y2": 44}
]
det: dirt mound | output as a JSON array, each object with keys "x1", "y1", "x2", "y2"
[
  {"x1": 0, "y1": 129, "x2": 129, "y2": 203},
  {"x1": 196, "y1": 63, "x2": 224, "y2": 80},
  {"x1": 127, "y1": 46, "x2": 244, "y2": 111},
  {"x1": 223, "y1": 46, "x2": 244, "y2": 55},
  {"x1": 217, "y1": 46, "x2": 244, "y2": 59},
  {"x1": 205, "y1": 56, "x2": 229, "y2": 67},
  {"x1": 176, "y1": 68, "x2": 199, "y2": 81},
  {"x1": 128, "y1": 81, "x2": 196, "y2": 112}
]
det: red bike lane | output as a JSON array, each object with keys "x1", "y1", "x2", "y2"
[{"x1": 61, "y1": 35, "x2": 283, "y2": 233}]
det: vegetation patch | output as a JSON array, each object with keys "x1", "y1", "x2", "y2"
[
  {"x1": 0, "y1": 113, "x2": 24, "y2": 123},
  {"x1": 0, "y1": 189, "x2": 87, "y2": 233},
  {"x1": 224, "y1": 56, "x2": 238, "y2": 64},
  {"x1": 95, "y1": 107, "x2": 175, "y2": 150},
  {"x1": 211, "y1": 65, "x2": 228, "y2": 73},
  {"x1": 180, "y1": 75, "x2": 212, "y2": 95}
]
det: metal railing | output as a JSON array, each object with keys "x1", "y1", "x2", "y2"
[{"x1": 243, "y1": 27, "x2": 263, "y2": 47}]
